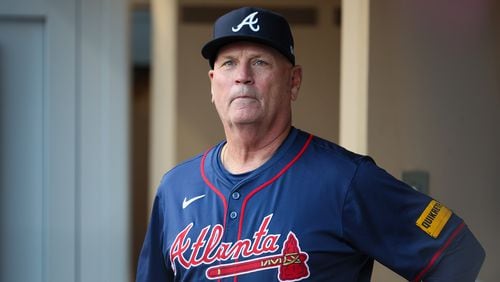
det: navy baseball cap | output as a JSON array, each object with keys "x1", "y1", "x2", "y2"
[{"x1": 201, "y1": 7, "x2": 295, "y2": 69}]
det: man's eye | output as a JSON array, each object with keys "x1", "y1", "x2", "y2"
[
  {"x1": 253, "y1": 59, "x2": 268, "y2": 66},
  {"x1": 221, "y1": 60, "x2": 235, "y2": 67}
]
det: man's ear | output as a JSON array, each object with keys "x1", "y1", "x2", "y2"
[
  {"x1": 290, "y1": 65, "x2": 302, "y2": 101},
  {"x1": 208, "y1": 70, "x2": 215, "y2": 103}
]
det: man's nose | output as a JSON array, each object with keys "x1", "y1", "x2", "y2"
[{"x1": 235, "y1": 63, "x2": 254, "y2": 84}]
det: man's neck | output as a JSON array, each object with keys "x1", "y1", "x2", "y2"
[{"x1": 221, "y1": 124, "x2": 291, "y2": 174}]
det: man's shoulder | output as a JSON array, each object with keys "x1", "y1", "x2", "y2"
[
  {"x1": 296, "y1": 129, "x2": 366, "y2": 165},
  {"x1": 154, "y1": 151, "x2": 208, "y2": 196},
  {"x1": 163, "y1": 152, "x2": 205, "y2": 178}
]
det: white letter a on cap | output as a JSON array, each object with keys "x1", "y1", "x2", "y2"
[{"x1": 232, "y1": 11, "x2": 260, "y2": 32}]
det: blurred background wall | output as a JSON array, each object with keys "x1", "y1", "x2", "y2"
[{"x1": 1, "y1": 0, "x2": 130, "y2": 281}]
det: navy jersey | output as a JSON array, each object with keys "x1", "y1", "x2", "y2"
[{"x1": 137, "y1": 128, "x2": 466, "y2": 281}]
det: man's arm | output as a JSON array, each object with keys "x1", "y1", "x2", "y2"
[
  {"x1": 136, "y1": 195, "x2": 174, "y2": 282},
  {"x1": 422, "y1": 226, "x2": 485, "y2": 282}
]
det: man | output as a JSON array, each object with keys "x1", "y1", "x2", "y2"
[{"x1": 137, "y1": 7, "x2": 485, "y2": 281}]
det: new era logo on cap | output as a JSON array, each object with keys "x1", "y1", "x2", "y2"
[{"x1": 201, "y1": 7, "x2": 295, "y2": 68}]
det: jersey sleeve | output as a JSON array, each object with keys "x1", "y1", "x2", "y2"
[
  {"x1": 341, "y1": 157, "x2": 467, "y2": 281},
  {"x1": 423, "y1": 225, "x2": 485, "y2": 281},
  {"x1": 136, "y1": 193, "x2": 174, "y2": 282}
]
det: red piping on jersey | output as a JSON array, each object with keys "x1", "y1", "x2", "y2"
[
  {"x1": 411, "y1": 222, "x2": 466, "y2": 282},
  {"x1": 237, "y1": 134, "x2": 314, "y2": 242},
  {"x1": 201, "y1": 149, "x2": 228, "y2": 226}
]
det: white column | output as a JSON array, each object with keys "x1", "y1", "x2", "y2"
[
  {"x1": 150, "y1": 0, "x2": 178, "y2": 206},
  {"x1": 339, "y1": 0, "x2": 370, "y2": 155}
]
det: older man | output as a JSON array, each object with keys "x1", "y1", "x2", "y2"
[{"x1": 137, "y1": 7, "x2": 484, "y2": 281}]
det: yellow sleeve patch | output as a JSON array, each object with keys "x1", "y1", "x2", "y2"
[{"x1": 416, "y1": 200, "x2": 452, "y2": 238}]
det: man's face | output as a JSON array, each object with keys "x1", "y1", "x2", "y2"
[{"x1": 208, "y1": 41, "x2": 302, "y2": 129}]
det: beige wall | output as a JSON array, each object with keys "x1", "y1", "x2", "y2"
[
  {"x1": 176, "y1": 0, "x2": 341, "y2": 161},
  {"x1": 368, "y1": 1, "x2": 500, "y2": 281}
]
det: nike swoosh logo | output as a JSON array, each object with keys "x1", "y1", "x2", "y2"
[{"x1": 182, "y1": 194, "x2": 206, "y2": 209}]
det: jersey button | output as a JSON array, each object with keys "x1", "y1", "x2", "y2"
[
  {"x1": 231, "y1": 192, "x2": 240, "y2": 200},
  {"x1": 230, "y1": 211, "x2": 238, "y2": 219}
]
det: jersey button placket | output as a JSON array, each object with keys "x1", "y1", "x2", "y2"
[{"x1": 228, "y1": 191, "x2": 241, "y2": 221}]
